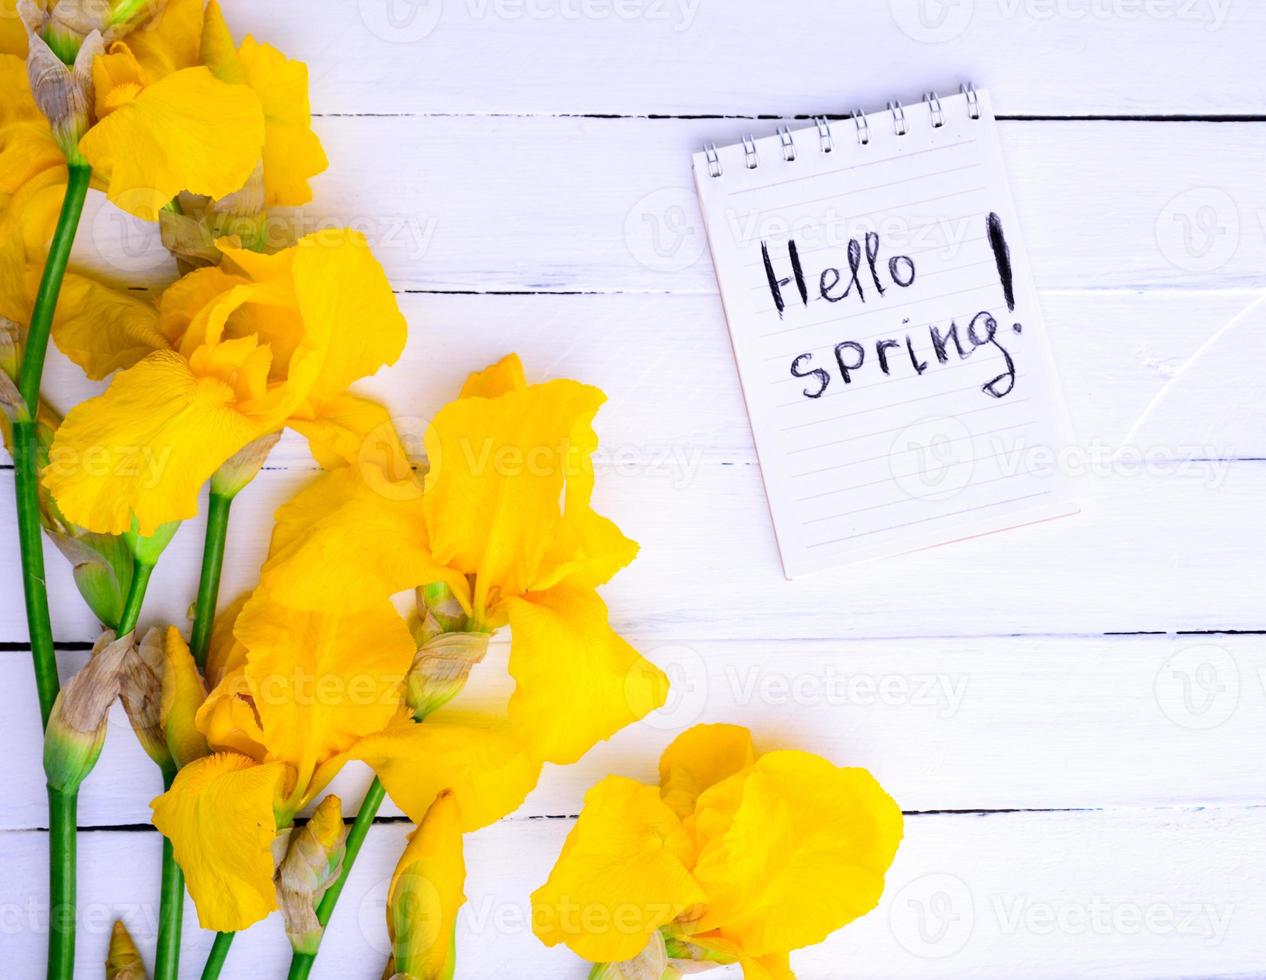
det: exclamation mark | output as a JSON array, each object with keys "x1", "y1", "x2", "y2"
[{"x1": 986, "y1": 212, "x2": 1016, "y2": 314}]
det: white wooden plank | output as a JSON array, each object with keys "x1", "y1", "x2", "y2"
[
  {"x1": 35, "y1": 289, "x2": 1266, "y2": 467},
  {"x1": 213, "y1": 0, "x2": 1263, "y2": 117},
  {"x1": 3, "y1": 807, "x2": 1263, "y2": 978},
  {"x1": 4, "y1": 633, "x2": 1264, "y2": 829},
  {"x1": 1, "y1": 454, "x2": 1262, "y2": 645},
  {"x1": 69, "y1": 119, "x2": 1266, "y2": 291}
]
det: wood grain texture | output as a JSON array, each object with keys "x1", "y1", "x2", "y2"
[
  {"x1": 4, "y1": 633, "x2": 1263, "y2": 830},
  {"x1": 4, "y1": 807, "x2": 1264, "y2": 978},
  {"x1": 210, "y1": 0, "x2": 1262, "y2": 117},
  {"x1": 4, "y1": 1, "x2": 1265, "y2": 976},
  {"x1": 67, "y1": 119, "x2": 1266, "y2": 292}
]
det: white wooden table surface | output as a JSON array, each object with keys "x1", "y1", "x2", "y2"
[{"x1": 4, "y1": 1, "x2": 1266, "y2": 976}]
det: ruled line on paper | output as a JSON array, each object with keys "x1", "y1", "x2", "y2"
[
  {"x1": 763, "y1": 299, "x2": 997, "y2": 361},
  {"x1": 802, "y1": 470, "x2": 1041, "y2": 525},
  {"x1": 795, "y1": 445, "x2": 1032, "y2": 503},
  {"x1": 784, "y1": 397, "x2": 1030, "y2": 455},
  {"x1": 725, "y1": 138, "x2": 980, "y2": 195},
  {"x1": 789, "y1": 419, "x2": 1035, "y2": 480},
  {"x1": 804, "y1": 490, "x2": 1054, "y2": 549},
  {"x1": 749, "y1": 162, "x2": 984, "y2": 215}
]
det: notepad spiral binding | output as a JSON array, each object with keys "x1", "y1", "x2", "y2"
[{"x1": 701, "y1": 82, "x2": 980, "y2": 179}]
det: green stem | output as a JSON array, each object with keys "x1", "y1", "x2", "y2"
[
  {"x1": 189, "y1": 491, "x2": 232, "y2": 670},
  {"x1": 15, "y1": 162, "x2": 91, "y2": 728},
  {"x1": 199, "y1": 932, "x2": 236, "y2": 980},
  {"x1": 287, "y1": 777, "x2": 388, "y2": 980},
  {"x1": 46, "y1": 786, "x2": 76, "y2": 980},
  {"x1": 115, "y1": 559, "x2": 153, "y2": 636},
  {"x1": 153, "y1": 768, "x2": 184, "y2": 980}
]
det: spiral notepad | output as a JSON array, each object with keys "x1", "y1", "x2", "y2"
[{"x1": 693, "y1": 86, "x2": 1075, "y2": 577}]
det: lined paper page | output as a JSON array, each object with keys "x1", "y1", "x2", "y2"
[{"x1": 693, "y1": 90, "x2": 1075, "y2": 577}]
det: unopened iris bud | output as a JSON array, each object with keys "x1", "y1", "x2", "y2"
[
  {"x1": 106, "y1": 919, "x2": 147, "y2": 980},
  {"x1": 119, "y1": 628, "x2": 172, "y2": 772},
  {"x1": 44, "y1": 630, "x2": 132, "y2": 793},
  {"x1": 121, "y1": 628, "x2": 208, "y2": 773},
  {"x1": 276, "y1": 794, "x2": 347, "y2": 954},
  {"x1": 414, "y1": 582, "x2": 469, "y2": 643},
  {"x1": 387, "y1": 790, "x2": 466, "y2": 980},
  {"x1": 209, "y1": 430, "x2": 281, "y2": 498},
  {"x1": 198, "y1": 0, "x2": 244, "y2": 83},
  {"x1": 0, "y1": 316, "x2": 23, "y2": 381},
  {"x1": 405, "y1": 631, "x2": 489, "y2": 723},
  {"x1": 18, "y1": 1, "x2": 100, "y2": 161},
  {"x1": 591, "y1": 931, "x2": 669, "y2": 980},
  {"x1": 160, "y1": 627, "x2": 208, "y2": 768}
]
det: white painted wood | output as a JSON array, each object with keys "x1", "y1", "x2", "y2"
[
  {"x1": 35, "y1": 289, "x2": 1266, "y2": 466},
  {"x1": 215, "y1": 0, "x2": 1263, "y2": 117},
  {"x1": 3, "y1": 633, "x2": 1263, "y2": 829},
  {"x1": 1, "y1": 454, "x2": 1262, "y2": 644},
  {"x1": 4, "y1": 807, "x2": 1264, "y2": 978},
  {"x1": 68, "y1": 119, "x2": 1266, "y2": 291}
]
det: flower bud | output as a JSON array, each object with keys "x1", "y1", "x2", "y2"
[
  {"x1": 198, "y1": 0, "x2": 244, "y2": 83},
  {"x1": 592, "y1": 931, "x2": 669, "y2": 980},
  {"x1": 209, "y1": 430, "x2": 281, "y2": 498},
  {"x1": 159, "y1": 626, "x2": 209, "y2": 768},
  {"x1": 106, "y1": 919, "x2": 147, "y2": 980},
  {"x1": 48, "y1": 529, "x2": 133, "y2": 629},
  {"x1": 276, "y1": 794, "x2": 347, "y2": 954},
  {"x1": 0, "y1": 316, "x2": 23, "y2": 380},
  {"x1": 414, "y1": 583, "x2": 469, "y2": 643},
  {"x1": 44, "y1": 630, "x2": 132, "y2": 793},
  {"x1": 388, "y1": 790, "x2": 465, "y2": 980},
  {"x1": 118, "y1": 627, "x2": 171, "y2": 772},
  {"x1": 19, "y1": 1, "x2": 100, "y2": 161},
  {"x1": 404, "y1": 631, "x2": 489, "y2": 723}
]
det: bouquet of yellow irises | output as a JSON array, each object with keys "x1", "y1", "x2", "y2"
[{"x1": 4, "y1": 1, "x2": 904, "y2": 977}]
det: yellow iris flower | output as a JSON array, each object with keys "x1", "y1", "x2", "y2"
[
  {"x1": 532, "y1": 724, "x2": 904, "y2": 978},
  {"x1": 42, "y1": 228, "x2": 407, "y2": 535},
  {"x1": 386, "y1": 790, "x2": 467, "y2": 980},
  {"x1": 257, "y1": 353, "x2": 670, "y2": 768}
]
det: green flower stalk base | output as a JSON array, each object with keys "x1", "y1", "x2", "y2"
[
  {"x1": 189, "y1": 491, "x2": 232, "y2": 669},
  {"x1": 153, "y1": 768, "x2": 184, "y2": 980},
  {"x1": 286, "y1": 778, "x2": 388, "y2": 980},
  {"x1": 46, "y1": 786, "x2": 76, "y2": 980}
]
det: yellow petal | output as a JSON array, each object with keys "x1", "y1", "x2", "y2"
[
  {"x1": 121, "y1": 0, "x2": 206, "y2": 78},
  {"x1": 658, "y1": 724, "x2": 756, "y2": 821},
  {"x1": 79, "y1": 67, "x2": 264, "y2": 221},
  {"x1": 458, "y1": 353, "x2": 527, "y2": 399},
  {"x1": 92, "y1": 45, "x2": 148, "y2": 118},
  {"x1": 423, "y1": 377, "x2": 606, "y2": 611},
  {"x1": 43, "y1": 350, "x2": 262, "y2": 535},
  {"x1": 260, "y1": 465, "x2": 464, "y2": 613},
  {"x1": 199, "y1": 0, "x2": 244, "y2": 83},
  {"x1": 506, "y1": 586, "x2": 667, "y2": 765},
  {"x1": 49, "y1": 271, "x2": 167, "y2": 378},
  {"x1": 238, "y1": 36, "x2": 326, "y2": 206},
  {"x1": 204, "y1": 592, "x2": 249, "y2": 689},
  {"x1": 150, "y1": 752, "x2": 284, "y2": 931},
  {"x1": 287, "y1": 391, "x2": 401, "y2": 471},
  {"x1": 0, "y1": 0, "x2": 26, "y2": 58},
  {"x1": 155, "y1": 265, "x2": 249, "y2": 347},
  {"x1": 389, "y1": 790, "x2": 466, "y2": 980},
  {"x1": 289, "y1": 228, "x2": 406, "y2": 401},
  {"x1": 354, "y1": 714, "x2": 541, "y2": 831},
  {"x1": 531, "y1": 776, "x2": 705, "y2": 964},
  {"x1": 160, "y1": 626, "x2": 209, "y2": 768},
  {"x1": 689, "y1": 751, "x2": 904, "y2": 957},
  {"x1": 233, "y1": 589, "x2": 416, "y2": 799}
]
